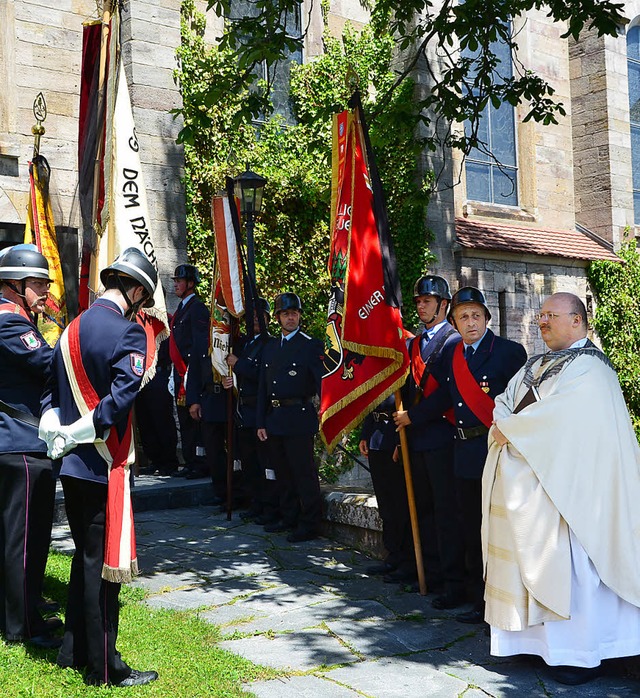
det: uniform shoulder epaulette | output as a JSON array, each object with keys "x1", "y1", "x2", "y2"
[{"x1": 300, "y1": 332, "x2": 311, "y2": 340}]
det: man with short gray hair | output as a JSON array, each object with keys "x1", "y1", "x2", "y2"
[{"x1": 483, "y1": 292, "x2": 640, "y2": 685}]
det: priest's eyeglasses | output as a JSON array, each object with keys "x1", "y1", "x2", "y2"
[{"x1": 535, "y1": 312, "x2": 577, "y2": 322}]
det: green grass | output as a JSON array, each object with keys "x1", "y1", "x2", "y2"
[{"x1": 0, "y1": 552, "x2": 280, "y2": 697}]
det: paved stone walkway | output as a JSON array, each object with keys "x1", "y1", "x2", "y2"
[{"x1": 51, "y1": 504, "x2": 640, "y2": 697}]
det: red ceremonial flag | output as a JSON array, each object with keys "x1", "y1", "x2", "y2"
[{"x1": 320, "y1": 96, "x2": 410, "y2": 451}]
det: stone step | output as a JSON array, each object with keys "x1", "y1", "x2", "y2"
[{"x1": 54, "y1": 477, "x2": 386, "y2": 558}]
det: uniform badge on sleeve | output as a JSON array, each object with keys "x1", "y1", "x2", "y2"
[
  {"x1": 130, "y1": 353, "x2": 145, "y2": 376},
  {"x1": 20, "y1": 331, "x2": 42, "y2": 350}
]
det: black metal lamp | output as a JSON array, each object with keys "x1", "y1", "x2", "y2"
[{"x1": 233, "y1": 168, "x2": 266, "y2": 281}]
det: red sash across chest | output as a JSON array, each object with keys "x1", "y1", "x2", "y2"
[
  {"x1": 410, "y1": 336, "x2": 455, "y2": 424},
  {"x1": 451, "y1": 342, "x2": 495, "y2": 428},
  {"x1": 0, "y1": 302, "x2": 31, "y2": 322},
  {"x1": 66, "y1": 315, "x2": 137, "y2": 580}
]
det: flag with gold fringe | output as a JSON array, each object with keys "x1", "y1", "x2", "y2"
[
  {"x1": 319, "y1": 94, "x2": 410, "y2": 451},
  {"x1": 24, "y1": 154, "x2": 68, "y2": 345}
]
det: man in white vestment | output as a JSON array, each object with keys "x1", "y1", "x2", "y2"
[{"x1": 483, "y1": 292, "x2": 640, "y2": 685}]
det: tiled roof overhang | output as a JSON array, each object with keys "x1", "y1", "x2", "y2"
[{"x1": 455, "y1": 217, "x2": 621, "y2": 263}]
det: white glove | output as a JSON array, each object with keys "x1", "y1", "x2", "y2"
[
  {"x1": 47, "y1": 410, "x2": 109, "y2": 459},
  {"x1": 167, "y1": 369, "x2": 175, "y2": 397},
  {"x1": 39, "y1": 408, "x2": 61, "y2": 444}
]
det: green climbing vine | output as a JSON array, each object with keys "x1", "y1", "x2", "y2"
[
  {"x1": 175, "y1": 0, "x2": 434, "y2": 337},
  {"x1": 588, "y1": 240, "x2": 640, "y2": 439}
]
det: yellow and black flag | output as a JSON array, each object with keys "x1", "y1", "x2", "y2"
[{"x1": 24, "y1": 154, "x2": 68, "y2": 345}]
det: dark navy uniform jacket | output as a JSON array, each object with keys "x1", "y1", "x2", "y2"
[
  {"x1": 426, "y1": 328, "x2": 526, "y2": 479},
  {"x1": 402, "y1": 326, "x2": 461, "y2": 453},
  {"x1": 233, "y1": 332, "x2": 272, "y2": 429},
  {"x1": 0, "y1": 298, "x2": 53, "y2": 454},
  {"x1": 185, "y1": 334, "x2": 229, "y2": 424},
  {"x1": 171, "y1": 295, "x2": 210, "y2": 395},
  {"x1": 360, "y1": 394, "x2": 397, "y2": 452},
  {"x1": 256, "y1": 330, "x2": 324, "y2": 436},
  {"x1": 42, "y1": 299, "x2": 147, "y2": 483}
]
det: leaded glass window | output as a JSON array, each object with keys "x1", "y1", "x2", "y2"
[
  {"x1": 227, "y1": 0, "x2": 302, "y2": 125},
  {"x1": 463, "y1": 28, "x2": 518, "y2": 206}
]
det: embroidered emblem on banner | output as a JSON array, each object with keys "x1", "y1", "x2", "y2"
[
  {"x1": 20, "y1": 331, "x2": 42, "y2": 350},
  {"x1": 130, "y1": 353, "x2": 145, "y2": 376}
]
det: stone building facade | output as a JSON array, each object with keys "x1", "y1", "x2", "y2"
[
  {"x1": 0, "y1": 0, "x2": 185, "y2": 310},
  {"x1": 0, "y1": 1, "x2": 635, "y2": 345}
]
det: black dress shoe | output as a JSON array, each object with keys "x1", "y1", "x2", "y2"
[
  {"x1": 115, "y1": 669, "x2": 159, "y2": 687},
  {"x1": 547, "y1": 664, "x2": 602, "y2": 685},
  {"x1": 431, "y1": 590, "x2": 467, "y2": 610},
  {"x1": 264, "y1": 521, "x2": 293, "y2": 533},
  {"x1": 38, "y1": 599, "x2": 61, "y2": 615},
  {"x1": 365, "y1": 561, "x2": 397, "y2": 576},
  {"x1": 240, "y1": 510, "x2": 261, "y2": 521},
  {"x1": 186, "y1": 470, "x2": 207, "y2": 480},
  {"x1": 28, "y1": 634, "x2": 63, "y2": 649},
  {"x1": 383, "y1": 569, "x2": 417, "y2": 584},
  {"x1": 401, "y1": 580, "x2": 444, "y2": 594},
  {"x1": 170, "y1": 467, "x2": 188, "y2": 477},
  {"x1": 286, "y1": 529, "x2": 319, "y2": 543},
  {"x1": 456, "y1": 607, "x2": 485, "y2": 624}
]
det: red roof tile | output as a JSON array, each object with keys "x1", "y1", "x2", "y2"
[{"x1": 455, "y1": 217, "x2": 620, "y2": 262}]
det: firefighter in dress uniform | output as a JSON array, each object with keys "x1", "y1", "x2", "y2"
[
  {"x1": 359, "y1": 393, "x2": 410, "y2": 576},
  {"x1": 40, "y1": 248, "x2": 159, "y2": 687},
  {"x1": 169, "y1": 264, "x2": 210, "y2": 478},
  {"x1": 392, "y1": 275, "x2": 467, "y2": 607},
  {"x1": 0, "y1": 244, "x2": 60, "y2": 648},
  {"x1": 225, "y1": 298, "x2": 278, "y2": 523},
  {"x1": 256, "y1": 293, "x2": 325, "y2": 542},
  {"x1": 415, "y1": 286, "x2": 527, "y2": 623}
]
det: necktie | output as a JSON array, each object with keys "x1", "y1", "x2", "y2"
[
  {"x1": 420, "y1": 331, "x2": 430, "y2": 359},
  {"x1": 465, "y1": 345, "x2": 474, "y2": 362}
]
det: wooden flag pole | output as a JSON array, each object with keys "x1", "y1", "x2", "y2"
[{"x1": 394, "y1": 389, "x2": 427, "y2": 596}]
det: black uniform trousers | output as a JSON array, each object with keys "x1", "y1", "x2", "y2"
[
  {"x1": 367, "y1": 449, "x2": 409, "y2": 568},
  {"x1": 0, "y1": 452, "x2": 54, "y2": 640},
  {"x1": 456, "y1": 475, "x2": 484, "y2": 607},
  {"x1": 201, "y1": 421, "x2": 227, "y2": 498},
  {"x1": 57, "y1": 476, "x2": 131, "y2": 685},
  {"x1": 176, "y1": 404, "x2": 205, "y2": 473},
  {"x1": 238, "y1": 427, "x2": 278, "y2": 517},
  {"x1": 267, "y1": 434, "x2": 322, "y2": 533},
  {"x1": 410, "y1": 446, "x2": 466, "y2": 594},
  {"x1": 135, "y1": 382, "x2": 179, "y2": 473}
]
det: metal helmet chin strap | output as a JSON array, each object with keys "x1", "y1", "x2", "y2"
[
  {"x1": 114, "y1": 274, "x2": 148, "y2": 320},
  {"x1": 424, "y1": 297, "x2": 445, "y2": 326},
  {"x1": 3, "y1": 279, "x2": 36, "y2": 319}
]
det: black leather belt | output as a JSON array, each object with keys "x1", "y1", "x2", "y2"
[
  {"x1": 270, "y1": 398, "x2": 310, "y2": 409},
  {"x1": 372, "y1": 411, "x2": 391, "y2": 422},
  {"x1": 0, "y1": 399, "x2": 39, "y2": 427},
  {"x1": 456, "y1": 424, "x2": 489, "y2": 440},
  {"x1": 239, "y1": 396, "x2": 257, "y2": 406}
]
